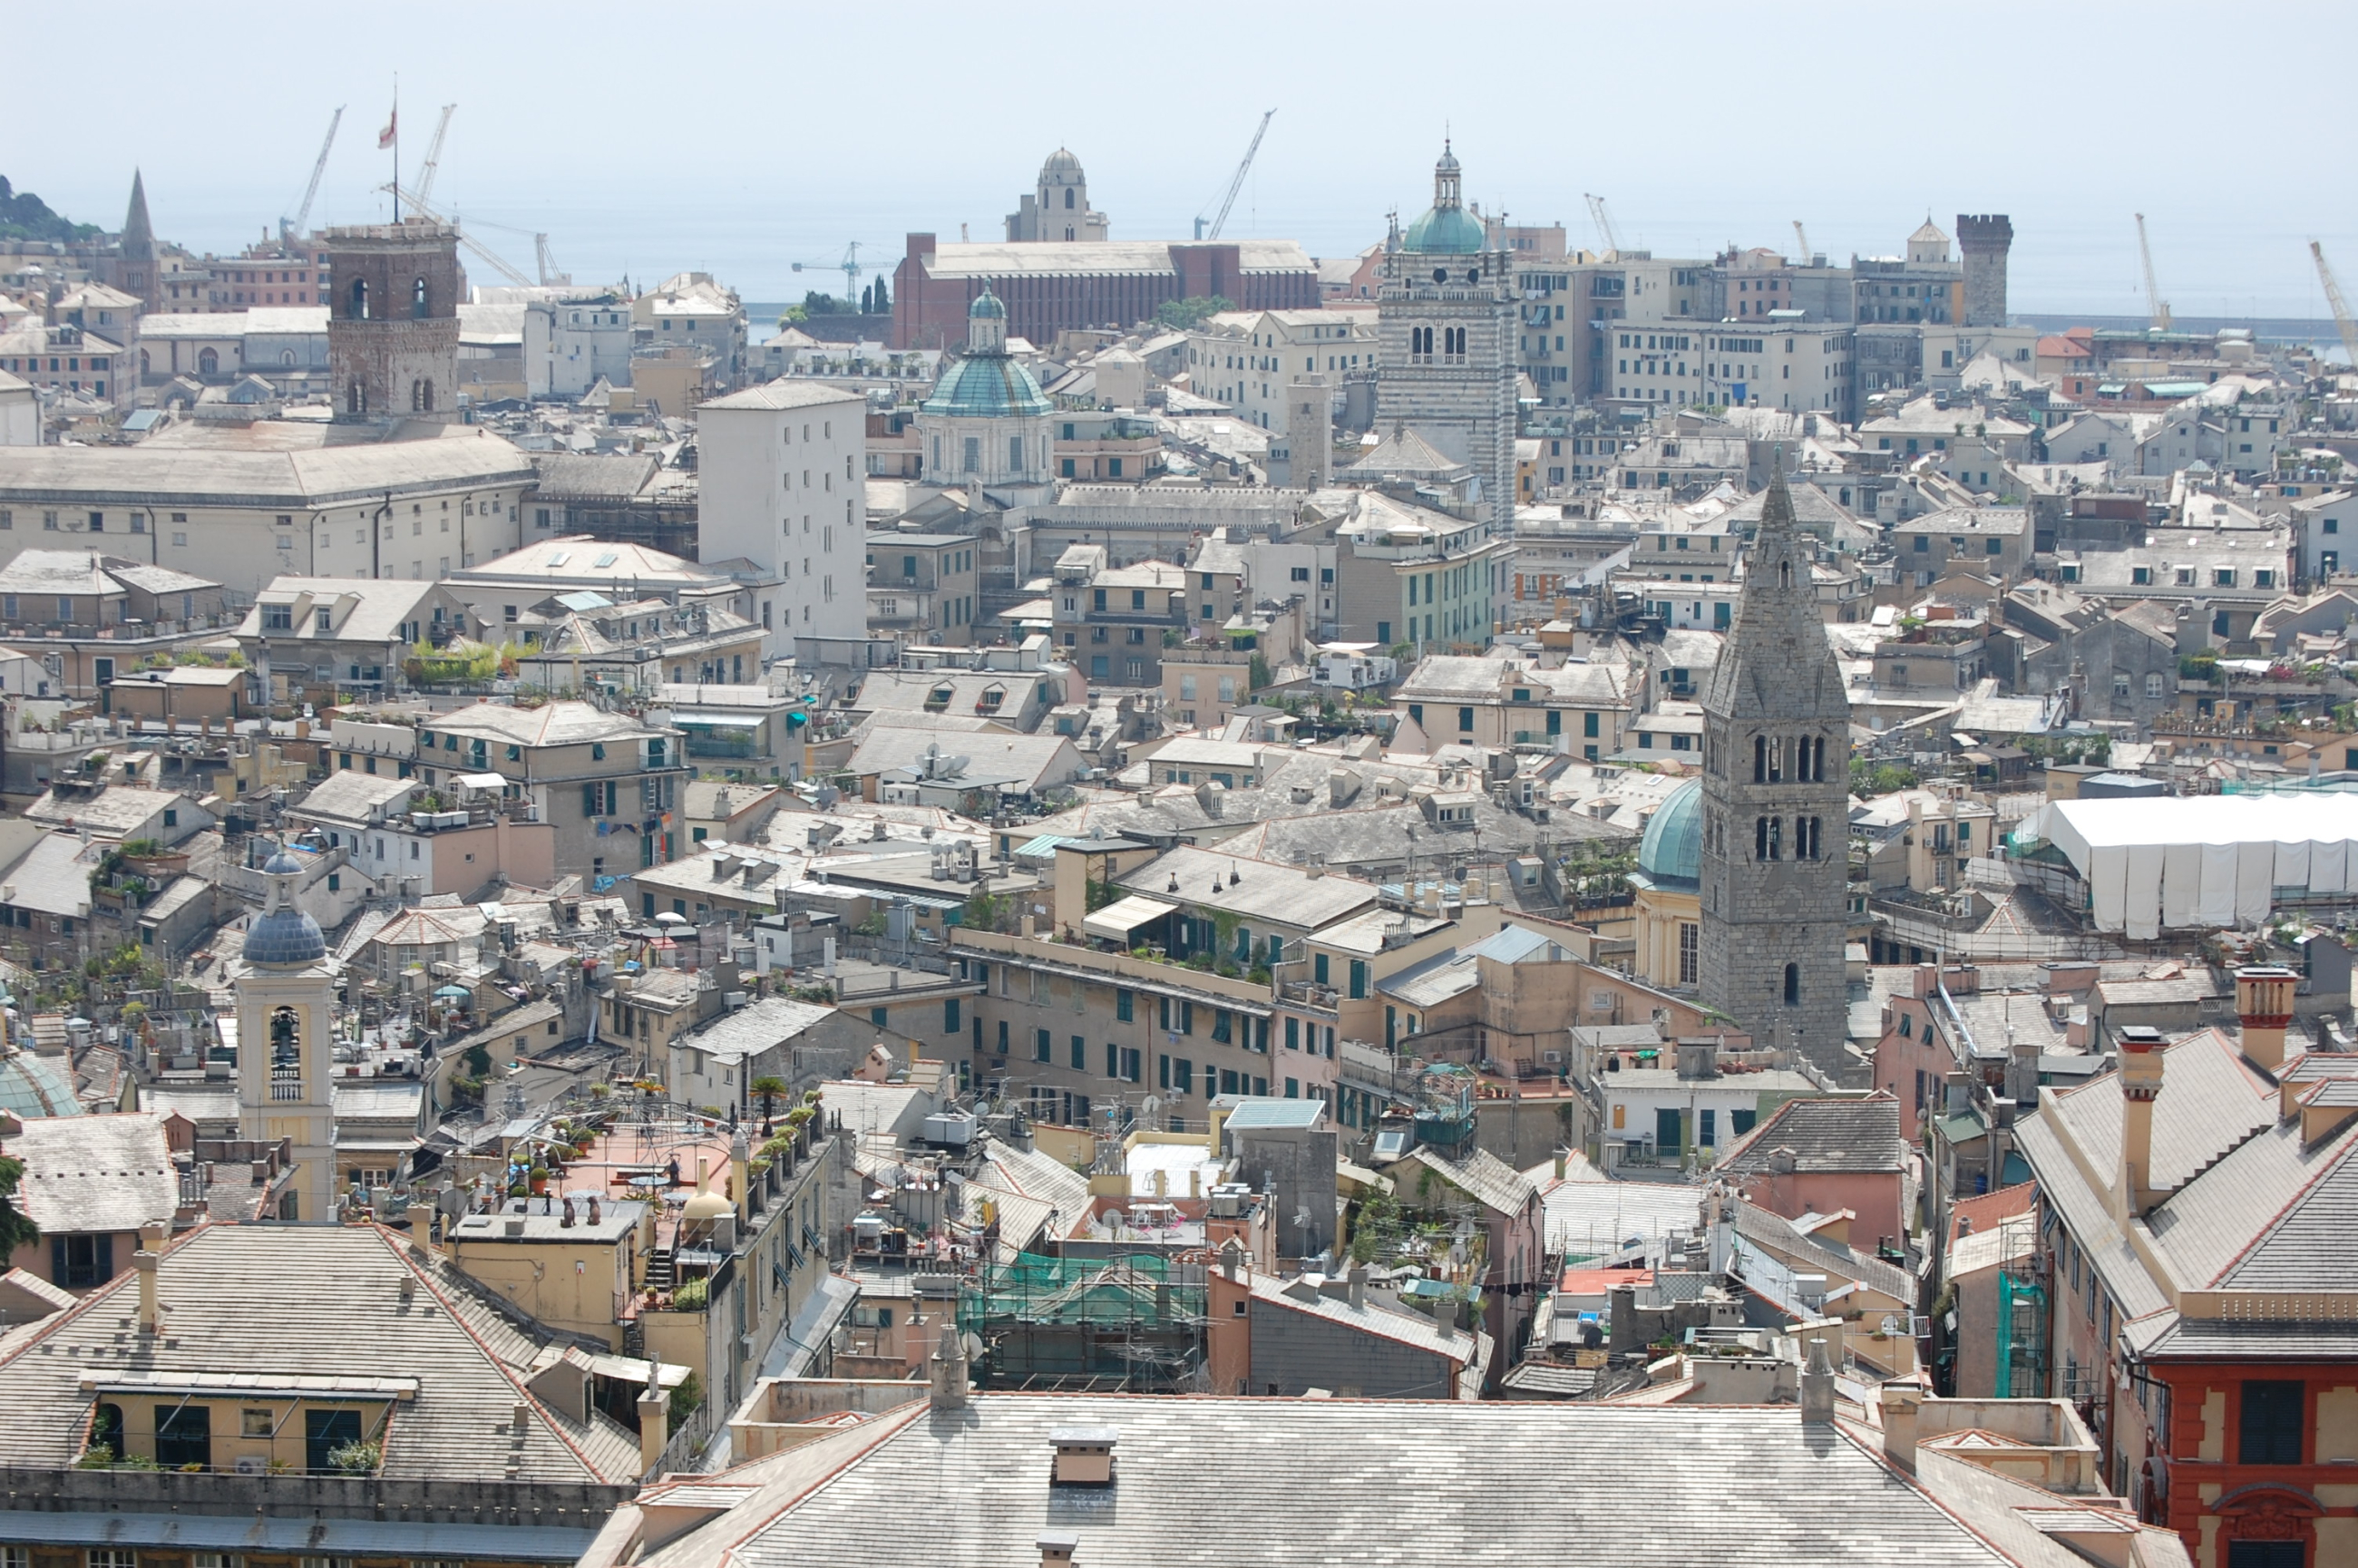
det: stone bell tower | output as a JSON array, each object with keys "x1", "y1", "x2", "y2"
[
  {"x1": 324, "y1": 220, "x2": 462, "y2": 424},
  {"x1": 235, "y1": 844, "x2": 341, "y2": 1220},
  {"x1": 1698, "y1": 465, "x2": 1850, "y2": 1073}
]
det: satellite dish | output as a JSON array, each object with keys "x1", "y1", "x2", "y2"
[
  {"x1": 1292, "y1": 1207, "x2": 1312, "y2": 1232},
  {"x1": 961, "y1": 1331, "x2": 984, "y2": 1360},
  {"x1": 1140, "y1": 1094, "x2": 1163, "y2": 1122}
]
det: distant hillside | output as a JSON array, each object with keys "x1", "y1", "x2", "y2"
[{"x1": 0, "y1": 177, "x2": 100, "y2": 243}]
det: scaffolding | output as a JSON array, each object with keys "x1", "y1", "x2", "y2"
[
  {"x1": 1993, "y1": 1214, "x2": 2049, "y2": 1398},
  {"x1": 958, "y1": 1251, "x2": 1207, "y2": 1392}
]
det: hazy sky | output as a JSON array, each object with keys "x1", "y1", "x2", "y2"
[{"x1": 14, "y1": 0, "x2": 2354, "y2": 319}]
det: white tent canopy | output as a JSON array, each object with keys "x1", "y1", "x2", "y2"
[{"x1": 2022, "y1": 794, "x2": 2358, "y2": 939}]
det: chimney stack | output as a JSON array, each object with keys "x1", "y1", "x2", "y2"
[
  {"x1": 2117, "y1": 1026, "x2": 2168, "y2": 1218},
  {"x1": 1037, "y1": 1534, "x2": 1080, "y2": 1568},
  {"x1": 1799, "y1": 1336, "x2": 1836, "y2": 1424},
  {"x1": 2236, "y1": 965, "x2": 2299, "y2": 1073},
  {"x1": 2003, "y1": 1025, "x2": 2041, "y2": 1108},
  {"x1": 1608, "y1": 1281, "x2": 1638, "y2": 1355},
  {"x1": 636, "y1": 1367, "x2": 670, "y2": 1477},
  {"x1": 132, "y1": 1223, "x2": 167, "y2": 1335},
  {"x1": 930, "y1": 1320, "x2": 970, "y2": 1411},
  {"x1": 1879, "y1": 1379, "x2": 1925, "y2": 1471},
  {"x1": 406, "y1": 1200, "x2": 434, "y2": 1252},
  {"x1": 730, "y1": 1126, "x2": 752, "y2": 1223},
  {"x1": 1347, "y1": 1265, "x2": 1367, "y2": 1310}
]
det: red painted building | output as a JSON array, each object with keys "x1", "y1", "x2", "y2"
[
  {"x1": 2018, "y1": 968, "x2": 2358, "y2": 1568},
  {"x1": 891, "y1": 235, "x2": 1319, "y2": 352}
]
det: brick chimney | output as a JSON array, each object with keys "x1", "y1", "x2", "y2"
[
  {"x1": 2236, "y1": 965, "x2": 2299, "y2": 1073},
  {"x1": 132, "y1": 1223, "x2": 168, "y2": 1335},
  {"x1": 636, "y1": 1368, "x2": 669, "y2": 1477},
  {"x1": 2117, "y1": 1026, "x2": 2168, "y2": 1218},
  {"x1": 1879, "y1": 1379, "x2": 1925, "y2": 1471}
]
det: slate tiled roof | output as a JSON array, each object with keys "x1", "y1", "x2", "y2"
[
  {"x1": 0, "y1": 1224, "x2": 644, "y2": 1484},
  {"x1": 691, "y1": 1397, "x2": 2013, "y2": 1568},
  {"x1": 1720, "y1": 1096, "x2": 1905, "y2": 1175},
  {"x1": 1396, "y1": 1145, "x2": 1540, "y2": 1219},
  {"x1": 1735, "y1": 1201, "x2": 1913, "y2": 1304},
  {"x1": 5, "y1": 1111, "x2": 177, "y2": 1234}
]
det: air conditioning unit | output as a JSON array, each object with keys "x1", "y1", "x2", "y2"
[
  {"x1": 234, "y1": 1456, "x2": 268, "y2": 1475},
  {"x1": 1542, "y1": 1050, "x2": 1563, "y2": 1066}
]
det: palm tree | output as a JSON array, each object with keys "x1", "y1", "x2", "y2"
[{"x1": 749, "y1": 1076, "x2": 789, "y2": 1130}]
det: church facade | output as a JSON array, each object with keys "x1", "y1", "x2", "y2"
[
  {"x1": 1697, "y1": 470, "x2": 1850, "y2": 1073},
  {"x1": 1007, "y1": 149, "x2": 1108, "y2": 243},
  {"x1": 1375, "y1": 145, "x2": 1518, "y2": 537}
]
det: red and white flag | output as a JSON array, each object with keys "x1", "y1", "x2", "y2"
[{"x1": 377, "y1": 107, "x2": 397, "y2": 150}]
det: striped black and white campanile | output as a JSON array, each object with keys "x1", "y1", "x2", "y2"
[{"x1": 1699, "y1": 466, "x2": 1849, "y2": 1072}]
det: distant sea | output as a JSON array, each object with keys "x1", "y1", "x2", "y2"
[{"x1": 161, "y1": 183, "x2": 2358, "y2": 346}]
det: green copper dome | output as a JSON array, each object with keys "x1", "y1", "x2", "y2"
[
  {"x1": 922, "y1": 354, "x2": 1051, "y2": 418},
  {"x1": 1401, "y1": 205, "x2": 1487, "y2": 255},
  {"x1": 968, "y1": 290, "x2": 1007, "y2": 320},
  {"x1": 1635, "y1": 778, "x2": 1702, "y2": 890}
]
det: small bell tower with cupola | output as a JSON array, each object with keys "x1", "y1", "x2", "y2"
[{"x1": 234, "y1": 844, "x2": 341, "y2": 1221}]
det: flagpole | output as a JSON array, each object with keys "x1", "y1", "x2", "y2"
[{"x1": 393, "y1": 75, "x2": 401, "y2": 222}]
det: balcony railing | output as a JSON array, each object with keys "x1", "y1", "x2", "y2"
[{"x1": 270, "y1": 1080, "x2": 305, "y2": 1102}]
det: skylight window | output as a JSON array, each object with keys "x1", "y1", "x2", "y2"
[{"x1": 593, "y1": 551, "x2": 618, "y2": 569}]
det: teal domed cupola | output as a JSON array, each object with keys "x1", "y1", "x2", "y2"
[
  {"x1": 1400, "y1": 141, "x2": 1487, "y2": 256},
  {"x1": 922, "y1": 287, "x2": 1051, "y2": 419},
  {"x1": 1634, "y1": 778, "x2": 1702, "y2": 891}
]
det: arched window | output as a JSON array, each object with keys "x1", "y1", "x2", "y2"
[
  {"x1": 1784, "y1": 963, "x2": 1800, "y2": 1006},
  {"x1": 346, "y1": 379, "x2": 365, "y2": 414},
  {"x1": 413, "y1": 277, "x2": 429, "y2": 318},
  {"x1": 280, "y1": 348, "x2": 296, "y2": 366},
  {"x1": 1779, "y1": 560, "x2": 1792, "y2": 589},
  {"x1": 268, "y1": 1004, "x2": 304, "y2": 1100},
  {"x1": 349, "y1": 278, "x2": 368, "y2": 320},
  {"x1": 1753, "y1": 735, "x2": 1767, "y2": 783},
  {"x1": 1064, "y1": 187, "x2": 1076, "y2": 209},
  {"x1": 198, "y1": 347, "x2": 218, "y2": 376},
  {"x1": 139, "y1": 349, "x2": 150, "y2": 376},
  {"x1": 412, "y1": 378, "x2": 433, "y2": 413}
]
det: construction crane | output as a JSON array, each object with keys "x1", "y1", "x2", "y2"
[
  {"x1": 1583, "y1": 193, "x2": 1622, "y2": 259},
  {"x1": 460, "y1": 217, "x2": 575, "y2": 288},
  {"x1": 791, "y1": 242, "x2": 870, "y2": 304},
  {"x1": 535, "y1": 234, "x2": 570, "y2": 288},
  {"x1": 1194, "y1": 108, "x2": 1275, "y2": 240},
  {"x1": 412, "y1": 104, "x2": 458, "y2": 210},
  {"x1": 1792, "y1": 220, "x2": 1814, "y2": 265},
  {"x1": 2135, "y1": 212, "x2": 2171, "y2": 332},
  {"x1": 379, "y1": 184, "x2": 535, "y2": 287},
  {"x1": 279, "y1": 106, "x2": 343, "y2": 244},
  {"x1": 2314, "y1": 241, "x2": 2358, "y2": 378}
]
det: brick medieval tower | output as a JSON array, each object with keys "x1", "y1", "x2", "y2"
[
  {"x1": 1698, "y1": 465, "x2": 1850, "y2": 1073},
  {"x1": 325, "y1": 220, "x2": 461, "y2": 424}
]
